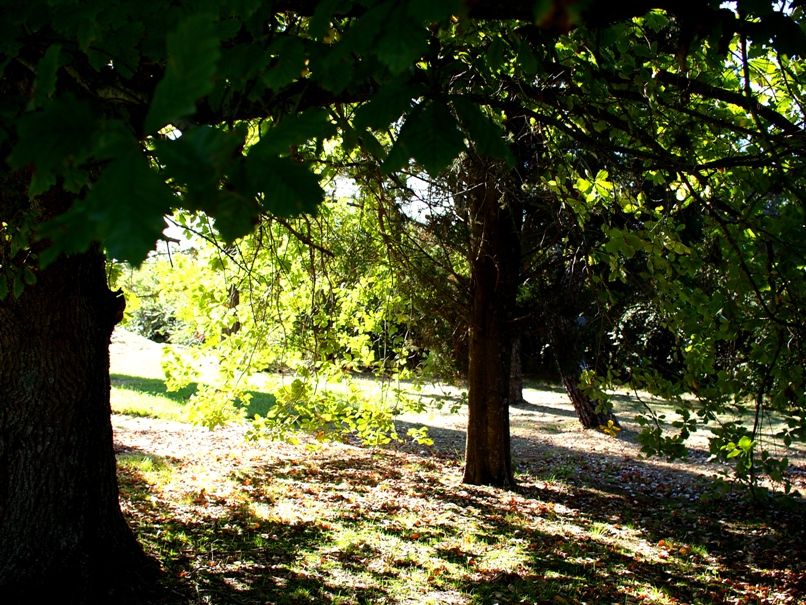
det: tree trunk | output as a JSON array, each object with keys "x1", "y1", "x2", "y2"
[
  {"x1": 561, "y1": 372, "x2": 618, "y2": 430},
  {"x1": 549, "y1": 313, "x2": 619, "y2": 430},
  {"x1": 0, "y1": 191, "x2": 157, "y2": 601},
  {"x1": 509, "y1": 335, "x2": 525, "y2": 406},
  {"x1": 462, "y1": 158, "x2": 519, "y2": 488}
]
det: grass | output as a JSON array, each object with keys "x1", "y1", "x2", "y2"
[
  {"x1": 116, "y1": 426, "x2": 806, "y2": 605},
  {"x1": 111, "y1": 373, "x2": 277, "y2": 421},
  {"x1": 117, "y1": 452, "x2": 177, "y2": 490},
  {"x1": 110, "y1": 360, "x2": 804, "y2": 604}
]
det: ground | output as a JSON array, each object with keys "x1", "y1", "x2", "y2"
[{"x1": 110, "y1": 329, "x2": 806, "y2": 604}]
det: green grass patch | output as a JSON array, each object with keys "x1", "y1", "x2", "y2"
[
  {"x1": 117, "y1": 452, "x2": 177, "y2": 495},
  {"x1": 111, "y1": 373, "x2": 277, "y2": 422}
]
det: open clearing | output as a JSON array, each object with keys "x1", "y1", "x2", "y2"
[{"x1": 110, "y1": 329, "x2": 806, "y2": 604}]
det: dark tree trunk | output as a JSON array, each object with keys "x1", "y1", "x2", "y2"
[
  {"x1": 550, "y1": 318, "x2": 619, "y2": 430},
  {"x1": 0, "y1": 185, "x2": 156, "y2": 602},
  {"x1": 561, "y1": 372, "x2": 618, "y2": 430},
  {"x1": 509, "y1": 335, "x2": 525, "y2": 406},
  {"x1": 462, "y1": 158, "x2": 519, "y2": 488},
  {"x1": 223, "y1": 283, "x2": 242, "y2": 335}
]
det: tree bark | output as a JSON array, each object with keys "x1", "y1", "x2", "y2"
[
  {"x1": 509, "y1": 335, "x2": 526, "y2": 406},
  {"x1": 550, "y1": 318, "x2": 619, "y2": 430},
  {"x1": 462, "y1": 158, "x2": 519, "y2": 488},
  {"x1": 561, "y1": 372, "x2": 618, "y2": 430},
  {"x1": 0, "y1": 186, "x2": 156, "y2": 602}
]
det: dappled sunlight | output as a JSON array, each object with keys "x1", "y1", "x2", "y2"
[
  {"x1": 115, "y1": 412, "x2": 805, "y2": 604},
  {"x1": 109, "y1": 333, "x2": 805, "y2": 604}
]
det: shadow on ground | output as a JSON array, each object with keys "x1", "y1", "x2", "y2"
[{"x1": 118, "y1": 426, "x2": 806, "y2": 605}]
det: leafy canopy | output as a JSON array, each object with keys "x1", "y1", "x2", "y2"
[{"x1": 1, "y1": 0, "x2": 802, "y2": 265}]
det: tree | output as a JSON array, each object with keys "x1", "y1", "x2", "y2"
[
  {"x1": 0, "y1": 183, "x2": 154, "y2": 602},
  {"x1": 1, "y1": 0, "x2": 803, "y2": 598}
]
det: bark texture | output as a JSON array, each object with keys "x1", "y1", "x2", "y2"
[
  {"x1": 0, "y1": 183, "x2": 155, "y2": 603},
  {"x1": 462, "y1": 158, "x2": 519, "y2": 488},
  {"x1": 550, "y1": 318, "x2": 619, "y2": 430},
  {"x1": 561, "y1": 373, "x2": 617, "y2": 430},
  {"x1": 509, "y1": 336, "x2": 526, "y2": 406}
]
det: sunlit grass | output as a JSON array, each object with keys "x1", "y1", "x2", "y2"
[
  {"x1": 111, "y1": 373, "x2": 276, "y2": 422},
  {"x1": 117, "y1": 452, "x2": 177, "y2": 489},
  {"x1": 111, "y1": 386, "x2": 186, "y2": 421}
]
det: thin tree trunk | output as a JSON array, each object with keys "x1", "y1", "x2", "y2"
[
  {"x1": 509, "y1": 335, "x2": 525, "y2": 406},
  {"x1": 549, "y1": 310, "x2": 619, "y2": 430},
  {"x1": 462, "y1": 158, "x2": 519, "y2": 488},
  {"x1": 560, "y1": 372, "x2": 618, "y2": 430},
  {"x1": 0, "y1": 183, "x2": 157, "y2": 602}
]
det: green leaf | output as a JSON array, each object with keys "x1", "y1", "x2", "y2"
[
  {"x1": 32, "y1": 45, "x2": 62, "y2": 108},
  {"x1": 12, "y1": 274, "x2": 25, "y2": 299},
  {"x1": 22, "y1": 267, "x2": 36, "y2": 286},
  {"x1": 90, "y1": 152, "x2": 175, "y2": 263},
  {"x1": 516, "y1": 40, "x2": 539, "y2": 76},
  {"x1": 219, "y1": 44, "x2": 268, "y2": 86},
  {"x1": 383, "y1": 102, "x2": 465, "y2": 176},
  {"x1": 485, "y1": 37, "x2": 509, "y2": 72},
  {"x1": 662, "y1": 236, "x2": 691, "y2": 256},
  {"x1": 375, "y1": 19, "x2": 428, "y2": 74},
  {"x1": 357, "y1": 130, "x2": 386, "y2": 160},
  {"x1": 204, "y1": 190, "x2": 259, "y2": 243},
  {"x1": 262, "y1": 37, "x2": 307, "y2": 90},
  {"x1": 452, "y1": 98, "x2": 513, "y2": 164},
  {"x1": 89, "y1": 21, "x2": 144, "y2": 79},
  {"x1": 311, "y1": 44, "x2": 355, "y2": 93},
  {"x1": 9, "y1": 94, "x2": 98, "y2": 195},
  {"x1": 156, "y1": 125, "x2": 245, "y2": 200},
  {"x1": 726, "y1": 447, "x2": 741, "y2": 459},
  {"x1": 309, "y1": 0, "x2": 345, "y2": 39},
  {"x1": 246, "y1": 153, "x2": 324, "y2": 217},
  {"x1": 257, "y1": 109, "x2": 336, "y2": 156},
  {"x1": 576, "y1": 177, "x2": 593, "y2": 194},
  {"x1": 145, "y1": 14, "x2": 220, "y2": 133},
  {"x1": 353, "y1": 82, "x2": 420, "y2": 131},
  {"x1": 39, "y1": 150, "x2": 175, "y2": 265}
]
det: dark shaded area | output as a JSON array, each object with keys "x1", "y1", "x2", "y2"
[{"x1": 509, "y1": 400, "x2": 579, "y2": 419}]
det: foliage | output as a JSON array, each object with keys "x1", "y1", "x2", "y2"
[
  {"x1": 482, "y1": 11, "x2": 806, "y2": 488},
  {"x1": 115, "y1": 197, "x2": 436, "y2": 441},
  {"x1": 110, "y1": 256, "x2": 195, "y2": 343}
]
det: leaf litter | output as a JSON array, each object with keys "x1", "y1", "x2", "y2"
[{"x1": 114, "y1": 409, "x2": 805, "y2": 605}]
